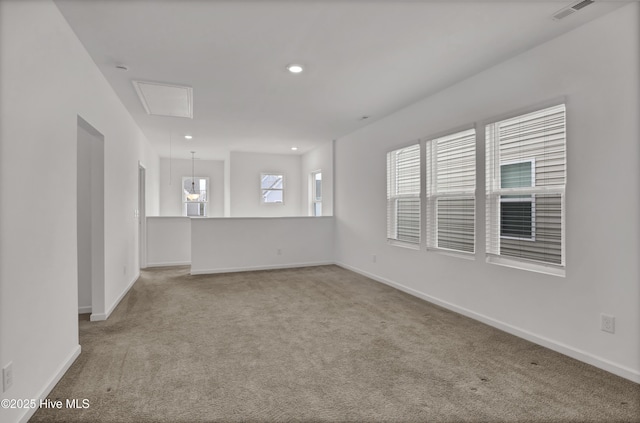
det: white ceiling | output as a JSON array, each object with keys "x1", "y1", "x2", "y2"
[{"x1": 54, "y1": 0, "x2": 626, "y2": 160}]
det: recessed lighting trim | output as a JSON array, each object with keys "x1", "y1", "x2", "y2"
[
  {"x1": 184, "y1": 135, "x2": 193, "y2": 140},
  {"x1": 287, "y1": 64, "x2": 304, "y2": 74},
  {"x1": 291, "y1": 147, "x2": 298, "y2": 151}
]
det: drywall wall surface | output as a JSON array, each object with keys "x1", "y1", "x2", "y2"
[
  {"x1": 0, "y1": 1, "x2": 160, "y2": 421},
  {"x1": 158, "y1": 158, "x2": 225, "y2": 217},
  {"x1": 146, "y1": 217, "x2": 192, "y2": 266},
  {"x1": 230, "y1": 151, "x2": 302, "y2": 217},
  {"x1": 140, "y1": 149, "x2": 160, "y2": 218},
  {"x1": 301, "y1": 141, "x2": 334, "y2": 216},
  {"x1": 223, "y1": 150, "x2": 232, "y2": 217},
  {"x1": 77, "y1": 125, "x2": 94, "y2": 312},
  {"x1": 191, "y1": 217, "x2": 334, "y2": 274},
  {"x1": 334, "y1": 3, "x2": 639, "y2": 381}
]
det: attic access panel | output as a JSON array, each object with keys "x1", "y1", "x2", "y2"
[{"x1": 133, "y1": 80, "x2": 193, "y2": 118}]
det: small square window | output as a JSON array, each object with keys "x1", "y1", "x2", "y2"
[
  {"x1": 499, "y1": 160, "x2": 535, "y2": 241},
  {"x1": 261, "y1": 173, "x2": 284, "y2": 204},
  {"x1": 500, "y1": 200, "x2": 533, "y2": 239},
  {"x1": 501, "y1": 161, "x2": 533, "y2": 189}
]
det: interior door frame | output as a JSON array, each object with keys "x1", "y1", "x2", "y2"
[{"x1": 138, "y1": 162, "x2": 147, "y2": 269}]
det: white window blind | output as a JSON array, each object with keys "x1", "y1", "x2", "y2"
[
  {"x1": 486, "y1": 104, "x2": 566, "y2": 268},
  {"x1": 426, "y1": 129, "x2": 476, "y2": 253},
  {"x1": 387, "y1": 144, "x2": 420, "y2": 245}
]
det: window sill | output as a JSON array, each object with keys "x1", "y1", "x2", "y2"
[
  {"x1": 387, "y1": 239, "x2": 420, "y2": 250},
  {"x1": 428, "y1": 247, "x2": 475, "y2": 261},
  {"x1": 486, "y1": 254, "x2": 565, "y2": 277},
  {"x1": 500, "y1": 235, "x2": 536, "y2": 242}
]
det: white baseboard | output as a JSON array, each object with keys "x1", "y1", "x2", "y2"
[
  {"x1": 336, "y1": 262, "x2": 640, "y2": 384},
  {"x1": 78, "y1": 305, "x2": 92, "y2": 314},
  {"x1": 190, "y1": 261, "x2": 334, "y2": 275},
  {"x1": 146, "y1": 261, "x2": 191, "y2": 268},
  {"x1": 18, "y1": 345, "x2": 81, "y2": 423},
  {"x1": 90, "y1": 271, "x2": 140, "y2": 322}
]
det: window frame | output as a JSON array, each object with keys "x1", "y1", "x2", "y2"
[
  {"x1": 182, "y1": 176, "x2": 209, "y2": 218},
  {"x1": 311, "y1": 170, "x2": 322, "y2": 216},
  {"x1": 499, "y1": 158, "x2": 536, "y2": 242},
  {"x1": 485, "y1": 102, "x2": 567, "y2": 276},
  {"x1": 425, "y1": 128, "x2": 476, "y2": 255},
  {"x1": 260, "y1": 172, "x2": 285, "y2": 205},
  {"x1": 386, "y1": 144, "x2": 421, "y2": 248}
]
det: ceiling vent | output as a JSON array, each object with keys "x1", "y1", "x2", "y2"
[
  {"x1": 132, "y1": 81, "x2": 193, "y2": 119},
  {"x1": 552, "y1": 0, "x2": 595, "y2": 21}
]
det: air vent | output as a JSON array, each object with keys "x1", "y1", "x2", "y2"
[
  {"x1": 132, "y1": 81, "x2": 193, "y2": 119},
  {"x1": 552, "y1": 0, "x2": 595, "y2": 20},
  {"x1": 553, "y1": 9, "x2": 576, "y2": 20},
  {"x1": 572, "y1": 0, "x2": 594, "y2": 11}
]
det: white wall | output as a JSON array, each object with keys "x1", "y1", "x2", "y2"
[
  {"x1": 334, "y1": 4, "x2": 639, "y2": 382},
  {"x1": 230, "y1": 151, "x2": 302, "y2": 217},
  {"x1": 159, "y1": 158, "x2": 224, "y2": 217},
  {"x1": 76, "y1": 122, "x2": 105, "y2": 314},
  {"x1": 0, "y1": 1, "x2": 160, "y2": 422},
  {"x1": 191, "y1": 217, "x2": 334, "y2": 274},
  {"x1": 146, "y1": 217, "x2": 192, "y2": 267},
  {"x1": 77, "y1": 125, "x2": 95, "y2": 313},
  {"x1": 159, "y1": 149, "x2": 332, "y2": 218},
  {"x1": 301, "y1": 141, "x2": 334, "y2": 216}
]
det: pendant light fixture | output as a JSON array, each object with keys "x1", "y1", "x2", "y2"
[{"x1": 186, "y1": 151, "x2": 200, "y2": 201}]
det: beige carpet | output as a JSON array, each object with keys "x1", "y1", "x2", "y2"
[{"x1": 31, "y1": 265, "x2": 639, "y2": 422}]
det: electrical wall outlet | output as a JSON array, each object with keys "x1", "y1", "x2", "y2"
[
  {"x1": 3, "y1": 362, "x2": 13, "y2": 392},
  {"x1": 277, "y1": 249, "x2": 282, "y2": 256},
  {"x1": 601, "y1": 313, "x2": 615, "y2": 334},
  {"x1": 372, "y1": 254, "x2": 377, "y2": 263}
]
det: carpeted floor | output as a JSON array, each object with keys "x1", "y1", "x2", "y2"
[{"x1": 31, "y1": 265, "x2": 639, "y2": 423}]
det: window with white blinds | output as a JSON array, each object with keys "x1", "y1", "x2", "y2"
[
  {"x1": 387, "y1": 144, "x2": 421, "y2": 245},
  {"x1": 426, "y1": 129, "x2": 476, "y2": 253},
  {"x1": 486, "y1": 104, "x2": 566, "y2": 269}
]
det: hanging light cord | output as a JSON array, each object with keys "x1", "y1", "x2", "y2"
[{"x1": 191, "y1": 151, "x2": 196, "y2": 194}]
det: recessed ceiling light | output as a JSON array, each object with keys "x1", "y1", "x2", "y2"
[
  {"x1": 184, "y1": 135, "x2": 193, "y2": 140},
  {"x1": 287, "y1": 64, "x2": 304, "y2": 74},
  {"x1": 291, "y1": 147, "x2": 298, "y2": 151}
]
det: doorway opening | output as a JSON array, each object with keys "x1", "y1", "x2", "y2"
[
  {"x1": 138, "y1": 163, "x2": 147, "y2": 269},
  {"x1": 77, "y1": 116, "x2": 105, "y2": 322}
]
